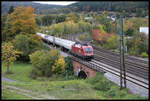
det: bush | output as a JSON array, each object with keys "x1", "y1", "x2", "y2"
[
  {"x1": 127, "y1": 33, "x2": 148, "y2": 57},
  {"x1": 78, "y1": 32, "x2": 90, "y2": 41},
  {"x1": 106, "y1": 86, "x2": 128, "y2": 98},
  {"x1": 140, "y1": 52, "x2": 148, "y2": 58},
  {"x1": 29, "y1": 49, "x2": 65, "y2": 79},
  {"x1": 103, "y1": 34, "x2": 120, "y2": 50},
  {"x1": 86, "y1": 72, "x2": 112, "y2": 91},
  {"x1": 64, "y1": 57, "x2": 74, "y2": 79},
  {"x1": 29, "y1": 50, "x2": 52, "y2": 78}
]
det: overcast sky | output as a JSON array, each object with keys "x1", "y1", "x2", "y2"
[{"x1": 33, "y1": 1, "x2": 76, "y2": 5}]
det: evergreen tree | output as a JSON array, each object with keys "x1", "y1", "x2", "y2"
[{"x1": 8, "y1": 5, "x2": 14, "y2": 14}]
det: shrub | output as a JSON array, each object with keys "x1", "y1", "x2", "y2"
[
  {"x1": 106, "y1": 86, "x2": 128, "y2": 98},
  {"x1": 78, "y1": 32, "x2": 90, "y2": 41},
  {"x1": 64, "y1": 57, "x2": 74, "y2": 79},
  {"x1": 103, "y1": 34, "x2": 120, "y2": 50},
  {"x1": 86, "y1": 72, "x2": 112, "y2": 91},
  {"x1": 127, "y1": 33, "x2": 148, "y2": 57},
  {"x1": 29, "y1": 49, "x2": 65, "y2": 78},
  {"x1": 29, "y1": 50, "x2": 53, "y2": 78},
  {"x1": 140, "y1": 52, "x2": 148, "y2": 58}
]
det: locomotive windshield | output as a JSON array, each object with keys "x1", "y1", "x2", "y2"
[{"x1": 85, "y1": 47, "x2": 92, "y2": 53}]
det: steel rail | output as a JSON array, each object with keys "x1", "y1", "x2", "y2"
[{"x1": 70, "y1": 56, "x2": 148, "y2": 89}]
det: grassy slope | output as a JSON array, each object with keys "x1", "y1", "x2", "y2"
[
  {"x1": 2, "y1": 62, "x2": 147, "y2": 99},
  {"x1": 2, "y1": 88, "x2": 31, "y2": 99}
]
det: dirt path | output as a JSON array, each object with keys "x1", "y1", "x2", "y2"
[
  {"x1": 2, "y1": 77, "x2": 17, "y2": 82},
  {"x1": 2, "y1": 77, "x2": 56, "y2": 99}
]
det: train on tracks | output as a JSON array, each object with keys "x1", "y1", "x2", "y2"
[{"x1": 37, "y1": 32, "x2": 94, "y2": 60}]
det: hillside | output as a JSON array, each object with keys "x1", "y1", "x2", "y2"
[
  {"x1": 66, "y1": 1, "x2": 148, "y2": 13},
  {"x1": 1, "y1": 1, "x2": 63, "y2": 14}
]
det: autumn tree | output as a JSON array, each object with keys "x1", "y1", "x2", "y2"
[
  {"x1": 66, "y1": 12, "x2": 80, "y2": 23},
  {"x1": 52, "y1": 55, "x2": 65, "y2": 74},
  {"x1": 3, "y1": 6, "x2": 37, "y2": 41},
  {"x1": 2, "y1": 42, "x2": 20, "y2": 73}
]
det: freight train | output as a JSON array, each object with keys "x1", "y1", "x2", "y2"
[{"x1": 37, "y1": 32, "x2": 94, "y2": 60}]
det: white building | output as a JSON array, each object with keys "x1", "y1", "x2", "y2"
[{"x1": 139, "y1": 27, "x2": 149, "y2": 35}]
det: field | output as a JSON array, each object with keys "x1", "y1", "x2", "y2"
[{"x1": 2, "y1": 62, "x2": 147, "y2": 99}]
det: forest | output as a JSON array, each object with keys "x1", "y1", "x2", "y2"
[{"x1": 2, "y1": 1, "x2": 149, "y2": 17}]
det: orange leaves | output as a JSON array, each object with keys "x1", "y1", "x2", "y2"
[
  {"x1": 92, "y1": 29, "x2": 100, "y2": 41},
  {"x1": 4, "y1": 6, "x2": 37, "y2": 41}
]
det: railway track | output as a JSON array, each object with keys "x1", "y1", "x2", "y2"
[
  {"x1": 93, "y1": 49, "x2": 148, "y2": 80},
  {"x1": 71, "y1": 56, "x2": 148, "y2": 89},
  {"x1": 39, "y1": 32, "x2": 148, "y2": 90},
  {"x1": 93, "y1": 46, "x2": 148, "y2": 66},
  {"x1": 63, "y1": 33, "x2": 149, "y2": 89}
]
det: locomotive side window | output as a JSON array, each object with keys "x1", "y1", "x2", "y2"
[{"x1": 85, "y1": 48, "x2": 92, "y2": 53}]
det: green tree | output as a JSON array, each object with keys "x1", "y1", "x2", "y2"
[
  {"x1": 14, "y1": 34, "x2": 42, "y2": 61},
  {"x1": 8, "y1": 5, "x2": 14, "y2": 14},
  {"x1": 1, "y1": 13, "x2": 8, "y2": 42},
  {"x1": 64, "y1": 57, "x2": 74, "y2": 79},
  {"x1": 29, "y1": 49, "x2": 62, "y2": 78},
  {"x1": 127, "y1": 33, "x2": 148, "y2": 56},
  {"x1": 2, "y1": 42, "x2": 20, "y2": 73},
  {"x1": 66, "y1": 12, "x2": 79, "y2": 23}
]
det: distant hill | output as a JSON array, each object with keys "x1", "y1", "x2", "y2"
[
  {"x1": 2, "y1": 1, "x2": 63, "y2": 14},
  {"x1": 66, "y1": 1, "x2": 148, "y2": 13}
]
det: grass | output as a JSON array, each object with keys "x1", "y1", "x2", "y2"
[
  {"x1": 2, "y1": 62, "x2": 148, "y2": 99},
  {"x1": 2, "y1": 62, "x2": 36, "y2": 82},
  {"x1": 2, "y1": 88, "x2": 31, "y2": 99}
]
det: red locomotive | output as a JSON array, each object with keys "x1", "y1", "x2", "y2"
[{"x1": 71, "y1": 42, "x2": 94, "y2": 60}]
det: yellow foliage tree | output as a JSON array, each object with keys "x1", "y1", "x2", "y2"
[
  {"x1": 2, "y1": 42, "x2": 20, "y2": 73},
  {"x1": 3, "y1": 6, "x2": 37, "y2": 41},
  {"x1": 52, "y1": 55, "x2": 66, "y2": 74}
]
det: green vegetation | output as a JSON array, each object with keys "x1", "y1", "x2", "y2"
[
  {"x1": 78, "y1": 32, "x2": 90, "y2": 41},
  {"x1": 2, "y1": 42, "x2": 20, "y2": 73},
  {"x1": 29, "y1": 49, "x2": 66, "y2": 79},
  {"x1": 2, "y1": 1, "x2": 148, "y2": 99},
  {"x1": 2, "y1": 63, "x2": 147, "y2": 99},
  {"x1": 41, "y1": 20, "x2": 91, "y2": 37},
  {"x1": 14, "y1": 34, "x2": 43, "y2": 62},
  {"x1": 64, "y1": 57, "x2": 75, "y2": 80},
  {"x1": 86, "y1": 73, "x2": 112, "y2": 91},
  {"x1": 126, "y1": 32, "x2": 148, "y2": 57},
  {"x1": 68, "y1": 2, "x2": 148, "y2": 17},
  {"x1": 2, "y1": 88, "x2": 31, "y2": 99},
  {"x1": 102, "y1": 34, "x2": 120, "y2": 50},
  {"x1": 2, "y1": 6, "x2": 37, "y2": 42},
  {"x1": 92, "y1": 14, "x2": 148, "y2": 58},
  {"x1": 86, "y1": 72, "x2": 146, "y2": 99},
  {"x1": 140, "y1": 52, "x2": 148, "y2": 58}
]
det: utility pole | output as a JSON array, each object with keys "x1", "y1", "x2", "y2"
[
  {"x1": 120, "y1": 14, "x2": 126, "y2": 89},
  {"x1": 52, "y1": 20, "x2": 55, "y2": 47}
]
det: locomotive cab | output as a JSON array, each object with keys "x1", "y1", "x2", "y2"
[
  {"x1": 82, "y1": 46, "x2": 94, "y2": 59},
  {"x1": 71, "y1": 42, "x2": 94, "y2": 60}
]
